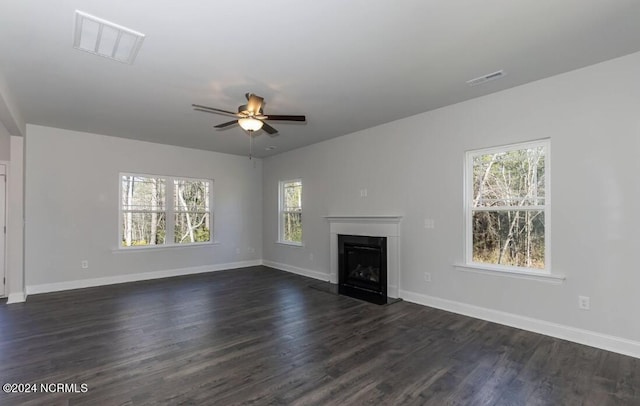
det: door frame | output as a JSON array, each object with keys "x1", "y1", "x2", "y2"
[{"x1": 0, "y1": 161, "x2": 7, "y2": 298}]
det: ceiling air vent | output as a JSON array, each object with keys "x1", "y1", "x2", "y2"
[
  {"x1": 73, "y1": 10, "x2": 145, "y2": 64},
  {"x1": 466, "y1": 70, "x2": 506, "y2": 87}
]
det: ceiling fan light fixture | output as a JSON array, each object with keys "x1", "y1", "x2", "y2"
[{"x1": 238, "y1": 117, "x2": 264, "y2": 132}]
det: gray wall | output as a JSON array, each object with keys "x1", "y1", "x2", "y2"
[
  {"x1": 262, "y1": 51, "x2": 640, "y2": 344},
  {"x1": 25, "y1": 125, "x2": 262, "y2": 287},
  {"x1": 0, "y1": 122, "x2": 10, "y2": 160}
]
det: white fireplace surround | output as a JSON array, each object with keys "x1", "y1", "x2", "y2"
[{"x1": 325, "y1": 215, "x2": 402, "y2": 298}]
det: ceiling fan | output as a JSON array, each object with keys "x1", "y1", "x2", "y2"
[{"x1": 192, "y1": 93, "x2": 306, "y2": 136}]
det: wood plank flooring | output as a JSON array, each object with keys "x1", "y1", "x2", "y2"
[{"x1": 1, "y1": 266, "x2": 639, "y2": 405}]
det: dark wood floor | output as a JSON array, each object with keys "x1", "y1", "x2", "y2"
[{"x1": 1, "y1": 266, "x2": 639, "y2": 405}]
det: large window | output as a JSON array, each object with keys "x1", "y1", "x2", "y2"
[
  {"x1": 465, "y1": 140, "x2": 549, "y2": 272},
  {"x1": 120, "y1": 174, "x2": 212, "y2": 248},
  {"x1": 279, "y1": 179, "x2": 302, "y2": 244}
]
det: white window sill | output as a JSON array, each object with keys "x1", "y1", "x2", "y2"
[
  {"x1": 454, "y1": 263, "x2": 565, "y2": 284},
  {"x1": 113, "y1": 241, "x2": 220, "y2": 253},
  {"x1": 276, "y1": 240, "x2": 305, "y2": 247}
]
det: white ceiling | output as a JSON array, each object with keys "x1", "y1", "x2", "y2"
[{"x1": 1, "y1": 0, "x2": 640, "y2": 158}]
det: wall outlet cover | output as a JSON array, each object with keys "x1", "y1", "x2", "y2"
[{"x1": 578, "y1": 296, "x2": 590, "y2": 310}]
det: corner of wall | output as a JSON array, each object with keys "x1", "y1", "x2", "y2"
[
  {"x1": 0, "y1": 71, "x2": 26, "y2": 137},
  {"x1": 5, "y1": 135, "x2": 25, "y2": 301}
]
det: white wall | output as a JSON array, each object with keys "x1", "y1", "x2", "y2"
[
  {"x1": 25, "y1": 125, "x2": 262, "y2": 290},
  {"x1": 263, "y1": 51, "x2": 640, "y2": 352},
  {"x1": 0, "y1": 77, "x2": 24, "y2": 298},
  {"x1": 6, "y1": 135, "x2": 24, "y2": 302}
]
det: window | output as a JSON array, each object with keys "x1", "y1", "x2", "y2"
[
  {"x1": 279, "y1": 179, "x2": 302, "y2": 244},
  {"x1": 120, "y1": 174, "x2": 212, "y2": 248},
  {"x1": 174, "y1": 178, "x2": 211, "y2": 244},
  {"x1": 465, "y1": 140, "x2": 549, "y2": 272}
]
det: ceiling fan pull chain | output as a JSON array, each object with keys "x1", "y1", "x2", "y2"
[{"x1": 249, "y1": 131, "x2": 253, "y2": 160}]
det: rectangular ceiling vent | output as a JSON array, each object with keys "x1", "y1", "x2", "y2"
[
  {"x1": 466, "y1": 70, "x2": 506, "y2": 87},
  {"x1": 73, "y1": 10, "x2": 145, "y2": 64}
]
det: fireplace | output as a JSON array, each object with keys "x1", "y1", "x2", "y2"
[
  {"x1": 326, "y1": 215, "x2": 401, "y2": 300},
  {"x1": 338, "y1": 234, "x2": 387, "y2": 304}
]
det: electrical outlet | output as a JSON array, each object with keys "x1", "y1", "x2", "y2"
[
  {"x1": 309, "y1": 253, "x2": 314, "y2": 262},
  {"x1": 424, "y1": 272, "x2": 431, "y2": 282},
  {"x1": 578, "y1": 296, "x2": 590, "y2": 310},
  {"x1": 424, "y1": 219, "x2": 435, "y2": 229},
  {"x1": 247, "y1": 247, "x2": 255, "y2": 254},
  {"x1": 81, "y1": 260, "x2": 89, "y2": 269},
  {"x1": 360, "y1": 189, "x2": 368, "y2": 198}
]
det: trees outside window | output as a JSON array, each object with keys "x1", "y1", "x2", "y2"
[
  {"x1": 279, "y1": 179, "x2": 302, "y2": 244},
  {"x1": 466, "y1": 140, "x2": 549, "y2": 271},
  {"x1": 174, "y1": 179, "x2": 210, "y2": 244},
  {"x1": 121, "y1": 174, "x2": 212, "y2": 247},
  {"x1": 121, "y1": 176, "x2": 166, "y2": 246}
]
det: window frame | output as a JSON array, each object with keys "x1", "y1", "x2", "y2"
[
  {"x1": 464, "y1": 139, "x2": 551, "y2": 276},
  {"x1": 278, "y1": 178, "x2": 303, "y2": 246},
  {"x1": 119, "y1": 173, "x2": 214, "y2": 249}
]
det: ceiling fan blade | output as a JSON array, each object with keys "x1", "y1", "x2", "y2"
[
  {"x1": 246, "y1": 94, "x2": 264, "y2": 114},
  {"x1": 261, "y1": 122, "x2": 279, "y2": 135},
  {"x1": 264, "y1": 115, "x2": 306, "y2": 122},
  {"x1": 192, "y1": 104, "x2": 238, "y2": 117},
  {"x1": 194, "y1": 108, "x2": 235, "y2": 117},
  {"x1": 214, "y1": 120, "x2": 238, "y2": 129}
]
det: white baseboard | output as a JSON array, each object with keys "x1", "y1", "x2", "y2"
[
  {"x1": 400, "y1": 289, "x2": 640, "y2": 359},
  {"x1": 6, "y1": 292, "x2": 27, "y2": 304},
  {"x1": 262, "y1": 260, "x2": 330, "y2": 282},
  {"x1": 25, "y1": 260, "x2": 262, "y2": 296}
]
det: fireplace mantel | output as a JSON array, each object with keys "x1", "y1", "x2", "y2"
[
  {"x1": 324, "y1": 215, "x2": 403, "y2": 223},
  {"x1": 325, "y1": 215, "x2": 402, "y2": 298}
]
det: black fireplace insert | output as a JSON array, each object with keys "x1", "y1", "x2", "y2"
[{"x1": 338, "y1": 234, "x2": 387, "y2": 304}]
